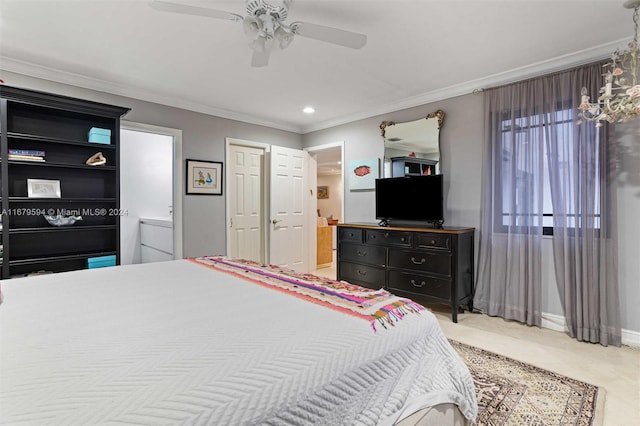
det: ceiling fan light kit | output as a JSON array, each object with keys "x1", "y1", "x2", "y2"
[
  {"x1": 274, "y1": 26, "x2": 294, "y2": 49},
  {"x1": 150, "y1": 0, "x2": 367, "y2": 67},
  {"x1": 243, "y1": 15, "x2": 261, "y2": 37}
]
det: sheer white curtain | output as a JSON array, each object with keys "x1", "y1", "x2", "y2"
[{"x1": 475, "y1": 63, "x2": 621, "y2": 346}]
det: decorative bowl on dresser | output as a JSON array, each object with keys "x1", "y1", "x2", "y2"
[{"x1": 337, "y1": 223, "x2": 475, "y2": 322}]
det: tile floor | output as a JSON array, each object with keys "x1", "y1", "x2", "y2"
[{"x1": 312, "y1": 256, "x2": 640, "y2": 426}]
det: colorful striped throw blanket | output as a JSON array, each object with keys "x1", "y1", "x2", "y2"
[{"x1": 190, "y1": 256, "x2": 425, "y2": 332}]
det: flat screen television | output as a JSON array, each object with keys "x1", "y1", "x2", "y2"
[{"x1": 375, "y1": 175, "x2": 444, "y2": 227}]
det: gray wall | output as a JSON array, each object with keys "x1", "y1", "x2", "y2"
[
  {"x1": 615, "y1": 121, "x2": 640, "y2": 333},
  {"x1": 303, "y1": 93, "x2": 640, "y2": 334},
  {"x1": 5, "y1": 71, "x2": 637, "y2": 334},
  {"x1": 303, "y1": 94, "x2": 483, "y2": 229},
  {"x1": 2, "y1": 71, "x2": 303, "y2": 258}
]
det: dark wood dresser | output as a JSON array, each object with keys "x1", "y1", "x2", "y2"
[{"x1": 337, "y1": 223, "x2": 475, "y2": 322}]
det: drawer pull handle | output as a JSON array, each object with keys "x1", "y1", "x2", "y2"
[
  {"x1": 400, "y1": 237, "x2": 405, "y2": 242},
  {"x1": 410, "y1": 279, "x2": 427, "y2": 288},
  {"x1": 411, "y1": 257, "x2": 426, "y2": 265},
  {"x1": 357, "y1": 269, "x2": 367, "y2": 276},
  {"x1": 384, "y1": 233, "x2": 389, "y2": 238},
  {"x1": 356, "y1": 250, "x2": 367, "y2": 257},
  {"x1": 430, "y1": 240, "x2": 436, "y2": 245}
]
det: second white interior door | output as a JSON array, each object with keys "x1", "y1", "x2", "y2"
[
  {"x1": 227, "y1": 144, "x2": 264, "y2": 262},
  {"x1": 269, "y1": 145, "x2": 308, "y2": 272}
]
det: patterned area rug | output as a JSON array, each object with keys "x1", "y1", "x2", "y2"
[{"x1": 450, "y1": 340, "x2": 599, "y2": 426}]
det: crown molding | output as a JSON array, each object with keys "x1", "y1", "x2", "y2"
[
  {"x1": 0, "y1": 38, "x2": 626, "y2": 136},
  {"x1": 0, "y1": 56, "x2": 301, "y2": 134},
  {"x1": 299, "y1": 38, "x2": 627, "y2": 134}
]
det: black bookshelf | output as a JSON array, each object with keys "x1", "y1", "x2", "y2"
[{"x1": 0, "y1": 85, "x2": 129, "y2": 278}]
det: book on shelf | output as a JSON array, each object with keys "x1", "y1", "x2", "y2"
[
  {"x1": 9, "y1": 149, "x2": 45, "y2": 156},
  {"x1": 8, "y1": 154, "x2": 45, "y2": 162}
]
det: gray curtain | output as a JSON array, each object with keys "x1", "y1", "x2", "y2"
[
  {"x1": 475, "y1": 80, "x2": 545, "y2": 326},
  {"x1": 546, "y1": 64, "x2": 621, "y2": 346},
  {"x1": 475, "y1": 63, "x2": 621, "y2": 346}
]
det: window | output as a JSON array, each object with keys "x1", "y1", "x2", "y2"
[{"x1": 496, "y1": 106, "x2": 601, "y2": 235}]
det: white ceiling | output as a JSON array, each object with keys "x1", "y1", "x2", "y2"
[{"x1": 0, "y1": 0, "x2": 632, "y2": 134}]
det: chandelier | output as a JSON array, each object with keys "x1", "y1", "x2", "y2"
[{"x1": 578, "y1": 0, "x2": 640, "y2": 126}]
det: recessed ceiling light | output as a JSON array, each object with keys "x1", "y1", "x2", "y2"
[{"x1": 303, "y1": 106, "x2": 315, "y2": 114}]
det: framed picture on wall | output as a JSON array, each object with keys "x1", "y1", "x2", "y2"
[
  {"x1": 186, "y1": 159, "x2": 223, "y2": 195},
  {"x1": 317, "y1": 186, "x2": 329, "y2": 199},
  {"x1": 348, "y1": 158, "x2": 379, "y2": 191}
]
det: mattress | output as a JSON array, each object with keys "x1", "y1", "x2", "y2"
[{"x1": 0, "y1": 258, "x2": 477, "y2": 425}]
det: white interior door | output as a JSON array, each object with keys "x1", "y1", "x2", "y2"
[
  {"x1": 228, "y1": 145, "x2": 264, "y2": 262},
  {"x1": 269, "y1": 145, "x2": 309, "y2": 272},
  {"x1": 308, "y1": 154, "x2": 318, "y2": 269}
]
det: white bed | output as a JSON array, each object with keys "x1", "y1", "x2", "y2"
[{"x1": 0, "y1": 258, "x2": 477, "y2": 425}]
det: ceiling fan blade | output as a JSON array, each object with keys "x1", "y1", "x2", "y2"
[
  {"x1": 251, "y1": 49, "x2": 271, "y2": 67},
  {"x1": 290, "y1": 21, "x2": 367, "y2": 49},
  {"x1": 149, "y1": 0, "x2": 243, "y2": 22}
]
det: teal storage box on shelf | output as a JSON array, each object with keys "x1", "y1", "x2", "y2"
[
  {"x1": 88, "y1": 127, "x2": 111, "y2": 144},
  {"x1": 87, "y1": 255, "x2": 116, "y2": 269}
]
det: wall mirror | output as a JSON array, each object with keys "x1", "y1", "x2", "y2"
[{"x1": 380, "y1": 110, "x2": 445, "y2": 177}]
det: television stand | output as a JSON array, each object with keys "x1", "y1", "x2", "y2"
[{"x1": 337, "y1": 223, "x2": 475, "y2": 322}]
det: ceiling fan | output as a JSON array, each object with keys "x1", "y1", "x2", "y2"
[{"x1": 149, "y1": 0, "x2": 367, "y2": 67}]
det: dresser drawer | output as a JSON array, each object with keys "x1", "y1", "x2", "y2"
[
  {"x1": 365, "y1": 229, "x2": 413, "y2": 247},
  {"x1": 387, "y1": 249, "x2": 452, "y2": 276},
  {"x1": 339, "y1": 261, "x2": 385, "y2": 289},
  {"x1": 338, "y1": 227, "x2": 363, "y2": 243},
  {"x1": 388, "y1": 270, "x2": 451, "y2": 301},
  {"x1": 339, "y1": 243, "x2": 385, "y2": 266},
  {"x1": 416, "y1": 233, "x2": 451, "y2": 251}
]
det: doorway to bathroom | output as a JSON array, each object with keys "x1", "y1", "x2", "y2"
[{"x1": 119, "y1": 122, "x2": 183, "y2": 264}]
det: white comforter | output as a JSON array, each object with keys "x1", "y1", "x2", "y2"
[{"x1": 0, "y1": 260, "x2": 476, "y2": 425}]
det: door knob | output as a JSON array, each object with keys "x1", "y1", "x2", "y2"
[{"x1": 272, "y1": 219, "x2": 282, "y2": 225}]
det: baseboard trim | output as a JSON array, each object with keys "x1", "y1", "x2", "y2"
[
  {"x1": 542, "y1": 313, "x2": 640, "y2": 348},
  {"x1": 621, "y1": 329, "x2": 640, "y2": 348},
  {"x1": 541, "y1": 313, "x2": 567, "y2": 332}
]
